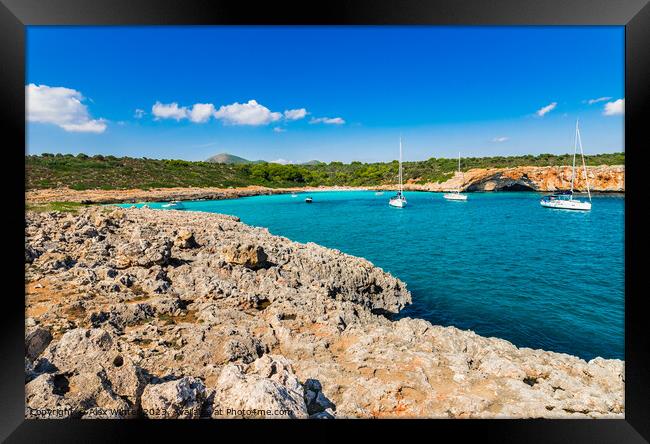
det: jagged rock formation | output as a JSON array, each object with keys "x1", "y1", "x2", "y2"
[
  {"x1": 386, "y1": 165, "x2": 624, "y2": 193},
  {"x1": 25, "y1": 207, "x2": 624, "y2": 419},
  {"x1": 459, "y1": 165, "x2": 624, "y2": 192}
]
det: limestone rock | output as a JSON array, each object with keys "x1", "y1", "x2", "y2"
[
  {"x1": 113, "y1": 237, "x2": 172, "y2": 269},
  {"x1": 65, "y1": 369, "x2": 133, "y2": 418},
  {"x1": 141, "y1": 377, "x2": 206, "y2": 419},
  {"x1": 25, "y1": 326, "x2": 52, "y2": 361},
  {"x1": 24, "y1": 207, "x2": 624, "y2": 419},
  {"x1": 46, "y1": 328, "x2": 113, "y2": 372},
  {"x1": 304, "y1": 378, "x2": 335, "y2": 416},
  {"x1": 394, "y1": 165, "x2": 625, "y2": 193},
  {"x1": 29, "y1": 328, "x2": 146, "y2": 418},
  {"x1": 175, "y1": 229, "x2": 198, "y2": 249},
  {"x1": 211, "y1": 355, "x2": 308, "y2": 418},
  {"x1": 25, "y1": 373, "x2": 74, "y2": 419},
  {"x1": 222, "y1": 243, "x2": 269, "y2": 269}
]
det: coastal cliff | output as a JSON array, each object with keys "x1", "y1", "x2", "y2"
[
  {"x1": 396, "y1": 165, "x2": 624, "y2": 193},
  {"x1": 25, "y1": 208, "x2": 624, "y2": 418}
]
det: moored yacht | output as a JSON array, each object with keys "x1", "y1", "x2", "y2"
[
  {"x1": 540, "y1": 191, "x2": 592, "y2": 210},
  {"x1": 389, "y1": 137, "x2": 407, "y2": 208},
  {"x1": 444, "y1": 152, "x2": 468, "y2": 201},
  {"x1": 540, "y1": 120, "x2": 592, "y2": 211},
  {"x1": 162, "y1": 200, "x2": 185, "y2": 210}
]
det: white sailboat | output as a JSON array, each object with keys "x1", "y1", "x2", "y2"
[
  {"x1": 162, "y1": 200, "x2": 185, "y2": 210},
  {"x1": 389, "y1": 137, "x2": 407, "y2": 208},
  {"x1": 540, "y1": 120, "x2": 592, "y2": 211},
  {"x1": 443, "y1": 152, "x2": 468, "y2": 201}
]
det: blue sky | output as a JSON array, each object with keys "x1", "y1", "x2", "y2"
[{"x1": 26, "y1": 26, "x2": 624, "y2": 163}]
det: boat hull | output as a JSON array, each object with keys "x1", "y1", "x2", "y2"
[
  {"x1": 389, "y1": 198, "x2": 407, "y2": 208},
  {"x1": 162, "y1": 202, "x2": 185, "y2": 210},
  {"x1": 540, "y1": 199, "x2": 591, "y2": 211},
  {"x1": 443, "y1": 193, "x2": 468, "y2": 201}
]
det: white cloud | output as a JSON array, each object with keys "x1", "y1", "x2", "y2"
[
  {"x1": 26, "y1": 83, "x2": 107, "y2": 133},
  {"x1": 284, "y1": 108, "x2": 307, "y2": 120},
  {"x1": 134, "y1": 108, "x2": 145, "y2": 119},
  {"x1": 586, "y1": 96, "x2": 612, "y2": 105},
  {"x1": 149, "y1": 99, "x2": 311, "y2": 126},
  {"x1": 189, "y1": 103, "x2": 216, "y2": 123},
  {"x1": 491, "y1": 136, "x2": 509, "y2": 143},
  {"x1": 603, "y1": 98, "x2": 624, "y2": 116},
  {"x1": 310, "y1": 116, "x2": 345, "y2": 125},
  {"x1": 535, "y1": 102, "x2": 557, "y2": 117},
  {"x1": 214, "y1": 100, "x2": 281, "y2": 126},
  {"x1": 152, "y1": 101, "x2": 188, "y2": 121},
  {"x1": 60, "y1": 119, "x2": 108, "y2": 133},
  {"x1": 273, "y1": 127, "x2": 286, "y2": 133},
  {"x1": 270, "y1": 158, "x2": 292, "y2": 164}
]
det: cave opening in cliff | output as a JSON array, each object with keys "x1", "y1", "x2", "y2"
[{"x1": 499, "y1": 183, "x2": 535, "y2": 191}]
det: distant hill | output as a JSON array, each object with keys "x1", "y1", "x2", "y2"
[
  {"x1": 206, "y1": 153, "x2": 264, "y2": 164},
  {"x1": 206, "y1": 154, "x2": 324, "y2": 165}
]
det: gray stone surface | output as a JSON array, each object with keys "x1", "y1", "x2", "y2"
[{"x1": 24, "y1": 207, "x2": 624, "y2": 419}]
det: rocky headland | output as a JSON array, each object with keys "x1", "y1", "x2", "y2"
[
  {"x1": 25, "y1": 207, "x2": 624, "y2": 419},
  {"x1": 395, "y1": 165, "x2": 625, "y2": 193}
]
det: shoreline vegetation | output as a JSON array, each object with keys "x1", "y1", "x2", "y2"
[
  {"x1": 25, "y1": 207, "x2": 624, "y2": 418},
  {"x1": 27, "y1": 152, "x2": 624, "y2": 191},
  {"x1": 26, "y1": 153, "x2": 624, "y2": 207}
]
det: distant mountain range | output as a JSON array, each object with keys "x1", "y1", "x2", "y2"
[{"x1": 205, "y1": 152, "x2": 323, "y2": 165}]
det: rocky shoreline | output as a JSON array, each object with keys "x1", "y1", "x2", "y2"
[
  {"x1": 397, "y1": 165, "x2": 625, "y2": 193},
  {"x1": 25, "y1": 207, "x2": 624, "y2": 419},
  {"x1": 25, "y1": 185, "x2": 371, "y2": 205},
  {"x1": 25, "y1": 165, "x2": 624, "y2": 205}
]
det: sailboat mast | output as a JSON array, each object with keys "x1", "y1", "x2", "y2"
[
  {"x1": 399, "y1": 137, "x2": 403, "y2": 194},
  {"x1": 576, "y1": 123, "x2": 592, "y2": 202},
  {"x1": 570, "y1": 119, "x2": 579, "y2": 198},
  {"x1": 458, "y1": 152, "x2": 462, "y2": 192}
]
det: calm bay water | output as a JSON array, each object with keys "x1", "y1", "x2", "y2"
[{"x1": 125, "y1": 191, "x2": 624, "y2": 361}]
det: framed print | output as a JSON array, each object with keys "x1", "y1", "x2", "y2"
[{"x1": 1, "y1": 0, "x2": 648, "y2": 442}]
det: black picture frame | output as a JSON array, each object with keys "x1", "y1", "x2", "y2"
[{"x1": 2, "y1": 0, "x2": 648, "y2": 442}]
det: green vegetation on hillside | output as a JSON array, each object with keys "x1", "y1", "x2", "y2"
[
  {"x1": 26, "y1": 201, "x2": 88, "y2": 213},
  {"x1": 26, "y1": 152, "x2": 624, "y2": 190}
]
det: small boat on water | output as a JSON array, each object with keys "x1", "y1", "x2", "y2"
[
  {"x1": 375, "y1": 191, "x2": 384, "y2": 196},
  {"x1": 389, "y1": 137, "x2": 407, "y2": 208},
  {"x1": 162, "y1": 200, "x2": 185, "y2": 210},
  {"x1": 444, "y1": 152, "x2": 468, "y2": 201},
  {"x1": 305, "y1": 197, "x2": 313, "y2": 203},
  {"x1": 291, "y1": 193, "x2": 298, "y2": 197},
  {"x1": 540, "y1": 191, "x2": 592, "y2": 210},
  {"x1": 540, "y1": 120, "x2": 592, "y2": 211}
]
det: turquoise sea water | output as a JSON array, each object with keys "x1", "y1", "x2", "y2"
[{"x1": 123, "y1": 191, "x2": 624, "y2": 361}]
